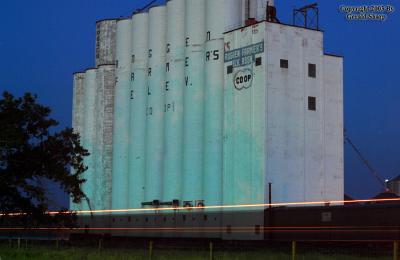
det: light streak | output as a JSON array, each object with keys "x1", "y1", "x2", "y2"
[
  {"x1": 64, "y1": 197, "x2": 400, "y2": 215},
  {"x1": 1, "y1": 197, "x2": 400, "y2": 216},
  {"x1": 0, "y1": 226, "x2": 399, "y2": 234},
  {"x1": 0, "y1": 226, "x2": 397, "y2": 230}
]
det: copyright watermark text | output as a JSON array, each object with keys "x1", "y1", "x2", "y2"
[{"x1": 340, "y1": 5, "x2": 395, "y2": 21}]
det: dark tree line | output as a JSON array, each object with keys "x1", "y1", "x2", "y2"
[{"x1": 0, "y1": 91, "x2": 88, "y2": 219}]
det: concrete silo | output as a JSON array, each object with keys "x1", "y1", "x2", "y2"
[
  {"x1": 94, "y1": 64, "x2": 116, "y2": 210},
  {"x1": 144, "y1": 6, "x2": 167, "y2": 203},
  {"x1": 203, "y1": 0, "x2": 243, "y2": 207},
  {"x1": 182, "y1": 0, "x2": 206, "y2": 207},
  {"x1": 95, "y1": 19, "x2": 117, "y2": 67},
  {"x1": 71, "y1": 72, "x2": 85, "y2": 211},
  {"x1": 111, "y1": 18, "x2": 132, "y2": 210},
  {"x1": 81, "y1": 68, "x2": 97, "y2": 211},
  {"x1": 163, "y1": 0, "x2": 186, "y2": 204},
  {"x1": 129, "y1": 12, "x2": 149, "y2": 209}
]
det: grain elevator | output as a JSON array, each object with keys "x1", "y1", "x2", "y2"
[{"x1": 71, "y1": 0, "x2": 344, "y2": 233}]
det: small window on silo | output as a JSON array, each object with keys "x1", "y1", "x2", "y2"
[
  {"x1": 308, "y1": 96, "x2": 316, "y2": 111},
  {"x1": 255, "y1": 57, "x2": 262, "y2": 66},
  {"x1": 280, "y1": 59, "x2": 288, "y2": 68},
  {"x1": 308, "y1": 63, "x2": 316, "y2": 78}
]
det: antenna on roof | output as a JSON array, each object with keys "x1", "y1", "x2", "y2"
[{"x1": 293, "y1": 3, "x2": 319, "y2": 30}]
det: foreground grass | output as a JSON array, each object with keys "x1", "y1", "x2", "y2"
[{"x1": 0, "y1": 245, "x2": 392, "y2": 260}]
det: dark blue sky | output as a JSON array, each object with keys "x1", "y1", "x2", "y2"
[{"x1": 0, "y1": 0, "x2": 399, "y2": 208}]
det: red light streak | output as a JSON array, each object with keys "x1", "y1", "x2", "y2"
[{"x1": 0, "y1": 226, "x2": 399, "y2": 234}]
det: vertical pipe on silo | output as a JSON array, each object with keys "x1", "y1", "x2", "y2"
[
  {"x1": 182, "y1": 0, "x2": 206, "y2": 205},
  {"x1": 204, "y1": 0, "x2": 242, "y2": 207},
  {"x1": 129, "y1": 12, "x2": 149, "y2": 209},
  {"x1": 81, "y1": 68, "x2": 97, "y2": 211},
  {"x1": 95, "y1": 64, "x2": 116, "y2": 210},
  {"x1": 256, "y1": 0, "x2": 268, "y2": 21},
  {"x1": 224, "y1": 0, "x2": 242, "y2": 32},
  {"x1": 71, "y1": 72, "x2": 85, "y2": 211},
  {"x1": 111, "y1": 18, "x2": 132, "y2": 210},
  {"x1": 95, "y1": 19, "x2": 117, "y2": 67},
  {"x1": 145, "y1": 6, "x2": 167, "y2": 202},
  {"x1": 249, "y1": 0, "x2": 257, "y2": 19},
  {"x1": 249, "y1": 0, "x2": 267, "y2": 20},
  {"x1": 242, "y1": 0, "x2": 249, "y2": 24},
  {"x1": 163, "y1": 0, "x2": 185, "y2": 203}
]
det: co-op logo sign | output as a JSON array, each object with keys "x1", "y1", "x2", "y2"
[
  {"x1": 234, "y1": 69, "x2": 253, "y2": 90},
  {"x1": 224, "y1": 41, "x2": 264, "y2": 91}
]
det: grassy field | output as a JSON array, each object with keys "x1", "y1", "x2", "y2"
[{"x1": 0, "y1": 245, "x2": 393, "y2": 260}]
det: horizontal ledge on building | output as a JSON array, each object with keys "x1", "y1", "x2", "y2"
[
  {"x1": 95, "y1": 18, "x2": 118, "y2": 24},
  {"x1": 84, "y1": 67, "x2": 97, "y2": 72},
  {"x1": 324, "y1": 53, "x2": 344, "y2": 58},
  {"x1": 148, "y1": 4, "x2": 165, "y2": 11},
  {"x1": 97, "y1": 63, "x2": 116, "y2": 67},
  {"x1": 72, "y1": 71, "x2": 86, "y2": 75},
  {"x1": 117, "y1": 17, "x2": 131, "y2": 22}
]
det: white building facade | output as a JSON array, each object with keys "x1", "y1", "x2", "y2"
[{"x1": 223, "y1": 21, "x2": 344, "y2": 206}]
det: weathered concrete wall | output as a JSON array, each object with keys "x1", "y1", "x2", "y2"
[
  {"x1": 71, "y1": 72, "x2": 85, "y2": 211},
  {"x1": 95, "y1": 19, "x2": 117, "y2": 67},
  {"x1": 94, "y1": 64, "x2": 116, "y2": 210}
]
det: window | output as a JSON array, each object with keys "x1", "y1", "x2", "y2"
[
  {"x1": 255, "y1": 57, "x2": 262, "y2": 66},
  {"x1": 308, "y1": 96, "x2": 316, "y2": 111},
  {"x1": 227, "y1": 65, "x2": 233, "y2": 74},
  {"x1": 308, "y1": 63, "x2": 316, "y2": 78},
  {"x1": 280, "y1": 59, "x2": 288, "y2": 68}
]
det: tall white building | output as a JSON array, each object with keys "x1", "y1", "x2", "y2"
[{"x1": 223, "y1": 21, "x2": 343, "y2": 206}]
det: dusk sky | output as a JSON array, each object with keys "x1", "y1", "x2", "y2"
[{"x1": 0, "y1": 0, "x2": 399, "y2": 208}]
